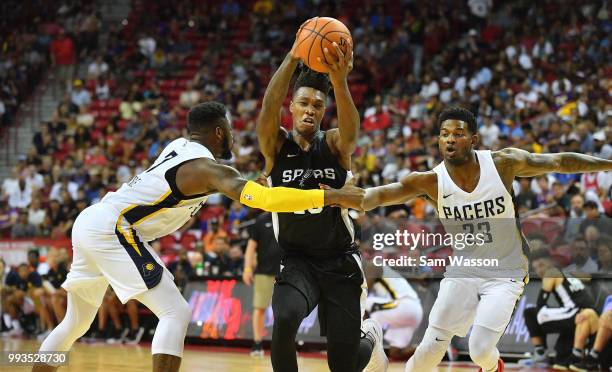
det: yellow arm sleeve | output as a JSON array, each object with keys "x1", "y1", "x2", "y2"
[{"x1": 239, "y1": 180, "x2": 325, "y2": 212}]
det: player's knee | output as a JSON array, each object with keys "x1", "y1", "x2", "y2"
[
  {"x1": 172, "y1": 299, "x2": 191, "y2": 328},
  {"x1": 417, "y1": 327, "x2": 452, "y2": 354},
  {"x1": 469, "y1": 337, "x2": 496, "y2": 366},
  {"x1": 273, "y1": 305, "x2": 303, "y2": 329},
  {"x1": 578, "y1": 308, "x2": 598, "y2": 324}
]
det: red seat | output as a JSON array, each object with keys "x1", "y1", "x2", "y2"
[
  {"x1": 179, "y1": 233, "x2": 197, "y2": 250},
  {"x1": 159, "y1": 235, "x2": 177, "y2": 251}
]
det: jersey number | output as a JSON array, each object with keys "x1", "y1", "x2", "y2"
[
  {"x1": 294, "y1": 207, "x2": 323, "y2": 215},
  {"x1": 462, "y1": 221, "x2": 493, "y2": 243},
  {"x1": 146, "y1": 151, "x2": 178, "y2": 173}
]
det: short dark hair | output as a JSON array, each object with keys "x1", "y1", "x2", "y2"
[
  {"x1": 293, "y1": 65, "x2": 330, "y2": 96},
  {"x1": 438, "y1": 106, "x2": 477, "y2": 134},
  {"x1": 584, "y1": 200, "x2": 598, "y2": 210},
  {"x1": 187, "y1": 101, "x2": 227, "y2": 133}
]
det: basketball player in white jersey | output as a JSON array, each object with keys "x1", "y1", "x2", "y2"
[
  {"x1": 362, "y1": 106, "x2": 612, "y2": 372},
  {"x1": 364, "y1": 261, "x2": 423, "y2": 360},
  {"x1": 32, "y1": 101, "x2": 365, "y2": 372}
]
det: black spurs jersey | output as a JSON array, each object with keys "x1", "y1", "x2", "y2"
[
  {"x1": 553, "y1": 272, "x2": 593, "y2": 309},
  {"x1": 268, "y1": 131, "x2": 356, "y2": 257}
]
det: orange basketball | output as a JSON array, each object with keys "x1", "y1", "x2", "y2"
[{"x1": 294, "y1": 17, "x2": 352, "y2": 73}]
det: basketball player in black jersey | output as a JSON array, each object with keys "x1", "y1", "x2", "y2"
[
  {"x1": 257, "y1": 30, "x2": 387, "y2": 372},
  {"x1": 523, "y1": 249, "x2": 595, "y2": 369}
]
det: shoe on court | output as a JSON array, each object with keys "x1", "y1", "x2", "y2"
[
  {"x1": 250, "y1": 342, "x2": 264, "y2": 358},
  {"x1": 362, "y1": 319, "x2": 389, "y2": 372},
  {"x1": 553, "y1": 355, "x2": 571, "y2": 370},
  {"x1": 124, "y1": 327, "x2": 145, "y2": 345},
  {"x1": 570, "y1": 355, "x2": 601, "y2": 372},
  {"x1": 478, "y1": 358, "x2": 504, "y2": 372},
  {"x1": 518, "y1": 352, "x2": 549, "y2": 367}
]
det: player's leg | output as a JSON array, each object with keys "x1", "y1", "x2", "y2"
[
  {"x1": 569, "y1": 308, "x2": 599, "y2": 371},
  {"x1": 133, "y1": 272, "x2": 191, "y2": 372},
  {"x1": 251, "y1": 273, "x2": 273, "y2": 357},
  {"x1": 51, "y1": 288, "x2": 67, "y2": 323},
  {"x1": 468, "y1": 326, "x2": 505, "y2": 371},
  {"x1": 370, "y1": 298, "x2": 423, "y2": 359},
  {"x1": 406, "y1": 278, "x2": 479, "y2": 372},
  {"x1": 271, "y1": 257, "x2": 319, "y2": 372},
  {"x1": 104, "y1": 290, "x2": 123, "y2": 343},
  {"x1": 33, "y1": 281, "x2": 108, "y2": 372},
  {"x1": 470, "y1": 278, "x2": 524, "y2": 371},
  {"x1": 270, "y1": 282, "x2": 312, "y2": 372},
  {"x1": 320, "y1": 253, "x2": 384, "y2": 372},
  {"x1": 591, "y1": 310, "x2": 612, "y2": 366},
  {"x1": 124, "y1": 300, "x2": 145, "y2": 344},
  {"x1": 522, "y1": 306, "x2": 549, "y2": 365},
  {"x1": 405, "y1": 325, "x2": 454, "y2": 372}
]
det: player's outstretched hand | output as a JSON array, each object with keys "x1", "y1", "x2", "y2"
[
  {"x1": 317, "y1": 41, "x2": 353, "y2": 84},
  {"x1": 320, "y1": 176, "x2": 364, "y2": 211}
]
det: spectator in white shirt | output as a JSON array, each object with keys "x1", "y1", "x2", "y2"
[
  {"x1": 27, "y1": 198, "x2": 46, "y2": 228},
  {"x1": 514, "y1": 81, "x2": 538, "y2": 110},
  {"x1": 551, "y1": 76, "x2": 572, "y2": 96},
  {"x1": 479, "y1": 115, "x2": 500, "y2": 147},
  {"x1": 8, "y1": 178, "x2": 32, "y2": 209},
  {"x1": 49, "y1": 175, "x2": 79, "y2": 202},
  {"x1": 1, "y1": 166, "x2": 20, "y2": 199},
  {"x1": 87, "y1": 55, "x2": 109, "y2": 80},
  {"x1": 532, "y1": 36, "x2": 554, "y2": 59},
  {"x1": 419, "y1": 74, "x2": 439, "y2": 99},
  {"x1": 70, "y1": 80, "x2": 91, "y2": 108}
]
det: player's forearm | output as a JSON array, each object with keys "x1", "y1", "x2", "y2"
[
  {"x1": 258, "y1": 54, "x2": 299, "y2": 122},
  {"x1": 240, "y1": 180, "x2": 333, "y2": 212},
  {"x1": 244, "y1": 241, "x2": 257, "y2": 270},
  {"x1": 364, "y1": 183, "x2": 414, "y2": 211},
  {"x1": 333, "y1": 80, "x2": 359, "y2": 152},
  {"x1": 555, "y1": 153, "x2": 612, "y2": 173}
]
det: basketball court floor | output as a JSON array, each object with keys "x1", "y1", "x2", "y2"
[{"x1": 1, "y1": 339, "x2": 567, "y2": 371}]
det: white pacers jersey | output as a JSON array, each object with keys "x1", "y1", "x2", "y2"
[
  {"x1": 371, "y1": 267, "x2": 420, "y2": 302},
  {"x1": 101, "y1": 138, "x2": 213, "y2": 242},
  {"x1": 432, "y1": 150, "x2": 529, "y2": 279}
]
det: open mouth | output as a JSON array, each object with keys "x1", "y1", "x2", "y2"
[
  {"x1": 446, "y1": 147, "x2": 456, "y2": 156},
  {"x1": 302, "y1": 117, "x2": 315, "y2": 126}
]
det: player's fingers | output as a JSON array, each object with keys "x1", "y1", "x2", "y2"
[
  {"x1": 316, "y1": 57, "x2": 335, "y2": 71},
  {"x1": 323, "y1": 47, "x2": 340, "y2": 66},
  {"x1": 332, "y1": 42, "x2": 345, "y2": 60},
  {"x1": 319, "y1": 183, "x2": 331, "y2": 190},
  {"x1": 347, "y1": 174, "x2": 360, "y2": 185}
]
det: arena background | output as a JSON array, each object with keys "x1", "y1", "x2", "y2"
[{"x1": 1, "y1": 0, "x2": 611, "y2": 369}]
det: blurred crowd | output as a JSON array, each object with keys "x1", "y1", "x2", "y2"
[
  {"x1": 0, "y1": 0, "x2": 611, "y2": 276},
  {"x1": 0, "y1": 0, "x2": 101, "y2": 131}
]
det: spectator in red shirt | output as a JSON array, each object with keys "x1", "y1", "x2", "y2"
[
  {"x1": 50, "y1": 29, "x2": 76, "y2": 92},
  {"x1": 363, "y1": 97, "x2": 391, "y2": 132}
]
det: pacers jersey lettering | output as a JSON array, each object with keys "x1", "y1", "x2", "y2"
[
  {"x1": 442, "y1": 196, "x2": 506, "y2": 220},
  {"x1": 268, "y1": 131, "x2": 355, "y2": 256},
  {"x1": 432, "y1": 150, "x2": 529, "y2": 279}
]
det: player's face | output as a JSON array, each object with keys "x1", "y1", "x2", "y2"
[
  {"x1": 438, "y1": 120, "x2": 477, "y2": 165},
  {"x1": 217, "y1": 119, "x2": 234, "y2": 160},
  {"x1": 531, "y1": 258, "x2": 551, "y2": 278},
  {"x1": 290, "y1": 87, "x2": 326, "y2": 137}
]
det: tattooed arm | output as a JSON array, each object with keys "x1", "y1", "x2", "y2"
[{"x1": 494, "y1": 147, "x2": 612, "y2": 178}]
